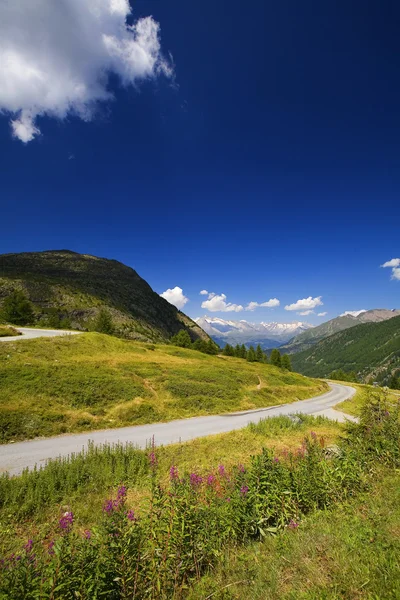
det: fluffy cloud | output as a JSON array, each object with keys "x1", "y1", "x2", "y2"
[
  {"x1": 201, "y1": 292, "x2": 243, "y2": 313},
  {"x1": 199, "y1": 290, "x2": 208, "y2": 296},
  {"x1": 340, "y1": 310, "x2": 367, "y2": 317},
  {"x1": 284, "y1": 296, "x2": 323, "y2": 312},
  {"x1": 381, "y1": 258, "x2": 400, "y2": 281},
  {"x1": 317, "y1": 312, "x2": 328, "y2": 317},
  {"x1": 298, "y1": 310, "x2": 314, "y2": 316},
  {"x1": 160, "y1": 287, "x2": 188, "y2": 310},
  {"x1": 0, "y1": 0, "x2": 171, "y2": 142},
  {"x1": 245, "y1": 298, "x2": 280, "y2": 311}
]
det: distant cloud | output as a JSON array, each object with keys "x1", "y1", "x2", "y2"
[
  {"x1": 245, "y1": 298, "x2": 280, "y2": 311},
  {"x1": 317, "y1": 312, "x2": 328, "y2": 317},
  {"x1": 298, "y1": 310, "x2": 314, "y2": 316},
  {"x1": 68, "y1": 154, "x2": 75, "y2": 161},
  {"x1": 381, "y1": 258, "x2": 400, "y2": 281},
  {"x1": 285, "y1": 296, "x2": 323, "y2": 312},
  {"x1": 340, "y1": 310, "x2": 367, "y2": 317},
  {"x1": 199, "y1": 290, "x2": 208, "y2": 296},
  {"x1": 201, "y1": 292, "x2": 243, "y2": 313},
  {"x1": 160, "y1": 286, "x2": 188, "y2": 310},
  {"x1": 0, "y1": 0, "x2": 172, "y2": 142}
]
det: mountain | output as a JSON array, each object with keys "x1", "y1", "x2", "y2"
[
  {"x1": 281, "y1": 308, "x2": 400, "y2": 354},
  {"x1": 291, "y1": 315, "x2": 400, "y2": 382},
  {"x1": 194, "y1": 316, "x2": 313, "y2": 349},
  {"x1": 0, "y1": 250, "x2": 208, "y2": 343}
]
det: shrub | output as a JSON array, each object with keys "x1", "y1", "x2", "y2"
[{"x1": 1, "y1": 290, "x2": 35, "y2": 326}]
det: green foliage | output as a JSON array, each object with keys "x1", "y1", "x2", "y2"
[
  {"x1": 94, "y1": 308, "x2": 114, "y2": 334},
  {"x1": 329, "y1": 369, "x2": 358, "y2": 382},
  {"x1": 223, "y1": 343, "x2": 235, "y2": 357},
  {"x1": 2, "y1": 390, "x2": 399, "y2": 598},
  {"x1": 247, "y1": 345, "x2": 256, "y2": 362},
  {"x1": 281, "y1": 354, "x2": 292, "y2": 370},
  {"x1": 171, "y1": 329, "x2": 192, "y2": 348},
  {"x1": 270, "y1": 348, "x2": 282, "y2": 367},
  {"x1": 255, "y1": 344, "x2": 264, "y2": 362},
  {"x1": 1, "y1": 290, "x2": 35, "y2": 326},
  {"x1": 0, "y1": 325, "x2": 20, "y2": 337},
  {"x1": 292, "y1": 315, "x2": 400, "y2": 381}
]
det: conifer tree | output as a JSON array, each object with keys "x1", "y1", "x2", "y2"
[
  {"x1": 281, "y1": 354, "x2": 292, "y2": 371},
  {"x1": 240, "y1": 344, "x2": 247, "y2": 359},
  {"x1": 94, "y1": 309, "x2": 114, "y2": 335},
  {"x1": 171, "y1": 329, "x2": 192, "y2": 348},
  {"x1": 255, "y1": 344, "x2": 264, "y2": 362},
  {"x1": 247, "y1": 345, "x2": 256, "y2": 362},
  {"x1": 270, "y1": 348, "x2": 282, "y2": 367},
  {"x1": 234, "y1": 344, "x2": 241, "y2": 358},
  {"x1": 1, "y1": 290, "x2": 35, "y2": 326}
]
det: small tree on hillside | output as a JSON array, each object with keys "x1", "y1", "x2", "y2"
[
  {"x1": 247, "y1": 345, "x2": 256, "y2": 362},
  {"x1": 281, "y1": 354, "x2": 292, "y2": 371},
  {"x1": 171, "y1": 329, "x2": 192, "y2": 348},
  {"x1": 1, "y1": 290, "x2": 35, "y2": 326},
  {"x1": 270, "y1": 348, "x2": 282, "y2": 368},
  {"x1": 94, "y1": 309, "x2": 114, "y2": 335},
  {"x1": 240, "y1": 344, "x2": 247, "y2": 359},
  {"x1": 223, "y1": 343, "x2": 235, "y2": 357},
  {"x1": 205, "y1": 339, "x2": 219, "y2": 355},
  {"x1": 234, "y1": 344, "x2": 241, "y2": 358},
  {"x1": 255, "y1": 344, "x2": 264, "y2": 362}
]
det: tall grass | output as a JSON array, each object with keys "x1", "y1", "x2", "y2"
[{"x1": 1, "y1": 392, "x2": 399, "y2": 599}]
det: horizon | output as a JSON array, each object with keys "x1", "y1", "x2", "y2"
[{"x1": 0, "y1": 1, "x2": 399, "y2": 326}]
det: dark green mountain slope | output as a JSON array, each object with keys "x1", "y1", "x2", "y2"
[
  {"x1": 291, "y1": 315, "x2": 400, "y2": 381},
  {"x1": 0, "y1": 250, "x2": 207, "y2": 343}
]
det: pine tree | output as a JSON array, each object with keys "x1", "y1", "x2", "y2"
[
  {"x1": 223, "y1": 343, "x2": 235, "y2": 356},
  {"x1": 206, "y1": 339, "x2": 219, "y2": 355},
  {"x1": 1, "y1": 290, "x2": 35, "y2": 326},
  {"x1": 247, "y1": 345, "x2": 256, "y2": 362},
  {"x1": 281, "y1": 354, "x2": 292, "y2": 370},
  {"x1": 263, "y1": 352, "x2": 269, "y2": 364},
  {"x1": 240, "y1": 344, "x2": 247, "y2": 359},
  {"x1": 171, "y1": 329, "x2": 192, "y2": 348},
  {"x1": 234, "y1": 344, "x2": 241, "y2": 358},
  {"x1": 255, "y1": 344, "x2": 264, "y2": 362},
  {"x1": 270, "y1": 348, "x2": 282, "y2": 367},
  {"x1": 94, "y1": 309, "x2": 114, "y2": 334}
]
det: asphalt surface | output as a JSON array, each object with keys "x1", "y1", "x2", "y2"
[
  {"x1": 0, "y1": 383, "x2": 356, "y2": 476},
  {"x1": 0, "y1": 327, "x2": 82, "y2": 343}
]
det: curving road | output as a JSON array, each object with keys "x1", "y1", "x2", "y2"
[
  {"x1": 0, "y1": 327, "x2": 81, "y2": 343},
  {"x1": 0, "y1": 383, "x2": 356, "y2": 476}
]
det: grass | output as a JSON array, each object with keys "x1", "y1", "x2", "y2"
[
  {"x1": 0, "y1": 325, "x2": 20, "y2": 337},
  {"x1": 0, "y1": 333, "x2": 327, "y2": 443},
  {"x1": 188, "y1": 470, "x2": 400, "y2": 600},
  {"x1": 332, "y1": 380, "x2": 400, "y2": 416},
  {"x1": 0, "y1": 414, "x2": 342, "y2": 554}
]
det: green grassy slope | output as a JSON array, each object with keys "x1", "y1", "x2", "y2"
[
  {"x1": 0, "y1": 333, "x2": 327, "y2": 443},
  {"x1": 0, "y1": 250, "x2": 207, "y2": 343},
  {"x1": 291, "y1": 315, "x2": 400, "y2": 380},
  {"x1": 0, "y1": 325, "x2": 19, "y2": 337}
]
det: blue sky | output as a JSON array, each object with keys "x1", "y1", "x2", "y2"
[{"x1": 0, "y1": 0, "x2": 398, "y2": 324}]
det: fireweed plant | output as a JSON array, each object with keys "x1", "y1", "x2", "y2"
[{"x1": 1, "y1": 392, "x2": 399, "y2": 599}]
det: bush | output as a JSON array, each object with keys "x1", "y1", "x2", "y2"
[{"x1": 1, "y1": 290, "x2": 35, "y2": 326}]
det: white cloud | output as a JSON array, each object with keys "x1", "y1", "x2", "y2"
[
  {"x1": 0, "y1": 0, "x2": 171, "y2": 142},
  {"x1": 245, "y1": 298, "x2": 280, "y2": 311},
  {"x1": 298, "y1": 310, "x2": 314, "y2": 316},
  {"x1": 381, "y1": 258, "x2": 400, "y2": 268},
  {"x1": 317, "y1": 312, "x2": 328, "y2": 317},
  {"x1": 285, "y1": 296, "x2": 323, "y2": 312},
  {"x1": 340, "y1": 310, "x2": 367, "y2": 317},
  {"x1": 201, "y1": 292, "x2": 243, "y2": 313},
  {"x1": 160, "y1": 287, "x2": 188, "y2": 310},
  {"x1": 199, "y1": 290, "x2": 208, "y2": 296},
  {"x1": 381, "y1": 258, "x2": 400, "y2": 281}
]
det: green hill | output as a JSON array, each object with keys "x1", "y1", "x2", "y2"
[
  {"x1": 0, "y1": 250, "x2": 206, "y2": 343},
  {"x1": 0, "y1": 332, "x2": 327, "y2": 443},
  {"x1": 291, "y1": 315, "x2": 400, "y2": 381}
]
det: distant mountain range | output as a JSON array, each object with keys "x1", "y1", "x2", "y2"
[
  {"x1": 0, "y1": 250, "x2": 208, "y2": 344},
  {"x1": 291, "y1": 314, "x2": 400, "y2": 383},
  {"x1": 194, "y1": 316, "x2": 313, "y2": 349},
  {"x1": 281, "y1": 309, "x2": 400, "y2": 354}
]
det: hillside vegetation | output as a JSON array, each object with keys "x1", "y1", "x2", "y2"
[
  {"x1": 0, "y1": 333, "x2": 326, "y2": 443},
  {"x1": 291, "y1": 315, "x2": 400, "y2": 381},
  {"x1": 0, "y1": 250, "x2": 207, "y2": 343},
  {"x1": 0, "y1": 325, "x2": 20, "y2": 337}
]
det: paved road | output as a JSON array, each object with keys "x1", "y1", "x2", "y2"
[
  {"x1": 0, "y1": 327, "x2": 81, "y2": 343},
  {"x1": 0, "y1": 383, "x2": 356, "y2": 476}
]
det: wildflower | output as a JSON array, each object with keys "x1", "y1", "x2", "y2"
[
  {"x1": 273, "y1": 457, "x2": 280, "y2": 463},
  {"x1": 218, "y1": 464, "x2": 225, "y2": 477},
  {"x1": 59, "y1": 511, "x2": 74, "y2": 532},
  {"x1": 310, "y1": 431, "x2": 317, "y2": 439},
  {"x1": 190, "y1": 473, "x2": 203, "y2": 487},
  {"x1": 103, "y1": 499, "x2": 115, "y2": 514},
  {"x1": 148, "y1": 451, "x2": 157, "y2": 468},
  {"x1": 226, "y1": 497, "x2": 231, "y2": 502},
  {"x1": 24, "y1": 539, "x2": 33, "y2": 553},
  {"x1": 240, "y1": 485, "x2": 249, "y2": 496},
  {"x1": 117, "y1": 485, "x2": 127, "y2": 500},
  {"x1": 126, "y1": 510, "x2": 136, "y2": 522},
  {"x1": 207, "y1": 474, "x2": 215, "y2": 486},
  {"x1": 48, "y1": 541, "x2": 55, "y2": 555},
  {"x1": 169, "y1": 465, "x2": 179, "y2": 481},
  {"x1": 84, "y1": 530, "x2": 91, "y2": 540},
  {"x1": 238, "y1": 463, "x2": 245, "y2": 473},
  {"x1": 288, "y1": 519, "x2": 299, "y2": 529}
]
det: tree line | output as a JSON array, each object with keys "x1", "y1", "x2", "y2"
[
  {"x1": 222, "y1": 343, "x2": 292, "y2": 370},
  {"x1": 171, "y1": 330, "x2": 219, "y2": 355}
]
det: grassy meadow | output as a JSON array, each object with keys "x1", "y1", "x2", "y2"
[
  {"x1": 0, "y1": 325, "x2": 20, "y2": 337},
  {"x1": 0, "y1": 332, "x2": 327, "y2": 442}
]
